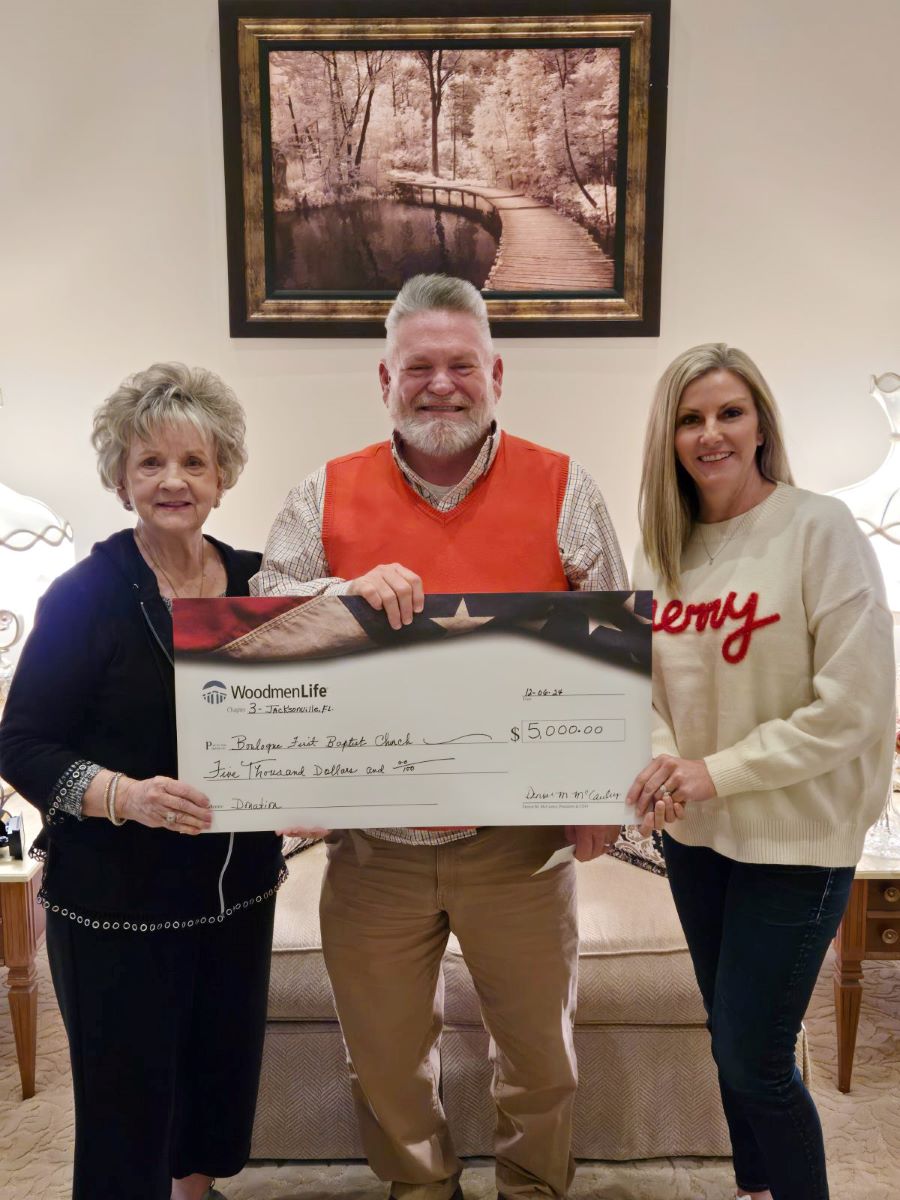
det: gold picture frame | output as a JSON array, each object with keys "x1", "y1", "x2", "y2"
[{"x1": 219, "y1": 1, "x2": 670, "y2": 336}]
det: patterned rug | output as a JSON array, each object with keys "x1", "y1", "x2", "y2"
[{"x1": 1, "y1": 945, "x2": 898, "y2": 1199}]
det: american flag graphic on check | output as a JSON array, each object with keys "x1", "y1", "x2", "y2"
[{"x1": 173, "y1": 591, "x2": 651, "y2": 673}]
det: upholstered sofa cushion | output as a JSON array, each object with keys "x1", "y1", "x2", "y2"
[
  {"x1": 268, "y1": 842, "x2": 705, "y2": 1027},
  {"x1": 268, "y1": 842, "x2": 336, "y2": 1021}
]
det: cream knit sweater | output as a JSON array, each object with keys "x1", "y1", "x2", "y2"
[{"x1": 633, "y1": 483, "x2": 896, "y2": 867}]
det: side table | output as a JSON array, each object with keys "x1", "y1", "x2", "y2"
[
  {"x1": 0, "y1": 793, "x2": 44, "y2": 1099},
  {"x1": 833, "y1": 848, "x2": 900, "y2": 1093}
]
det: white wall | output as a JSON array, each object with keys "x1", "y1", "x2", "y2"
[{"x1": 1, "y1": 0, "x2": 898, "y2": 567}]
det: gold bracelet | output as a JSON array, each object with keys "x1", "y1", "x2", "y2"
[
  {"x1": 106, "y1": 772, "x2": 126, "y2": 826},
  {"x1": 102, "y1": 771, "x2": 116, "y2": 822}
]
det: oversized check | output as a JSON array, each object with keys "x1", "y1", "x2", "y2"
[{"x1": 173, "y1": 592, "x2": 652, "y2": 832}]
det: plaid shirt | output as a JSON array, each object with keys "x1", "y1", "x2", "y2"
[{"x1": 251, "y1": 425, "x2": 627, "y2": 845}]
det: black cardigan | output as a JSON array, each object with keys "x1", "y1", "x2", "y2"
[{"x1": 0, "y1": 529, "x2": 284, "y2": 923}]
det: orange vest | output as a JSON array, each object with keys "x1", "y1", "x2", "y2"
[{"x1": 322, "y1": 433, "x2": 571, "y2": 592}]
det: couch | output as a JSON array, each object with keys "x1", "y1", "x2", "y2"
[{"x1": 250, "y1": 842, "x2": 810, "y2": 1161}]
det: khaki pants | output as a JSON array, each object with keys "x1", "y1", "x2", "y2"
[{"x1": 320, "y1": 826, "x2": 579, "y2": 1200}]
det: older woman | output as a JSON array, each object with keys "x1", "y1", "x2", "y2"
[
  {"x1": 627, "y1": 344, "x2": 895, "y2": 1200},
  {"x1": 0, "y1": 364, "x2": 284, "y2": 1200}
]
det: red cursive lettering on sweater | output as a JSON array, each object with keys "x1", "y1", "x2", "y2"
[{"x1": 652, "y1": 592, "x2": 780, "y2": 664}]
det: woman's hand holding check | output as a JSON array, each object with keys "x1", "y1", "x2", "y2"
[
  {"x1": 116, "y1": 775, "x2": 213, "y2": 833},
  {"x1": 626, "y1": 755, "x2": 717, "y2": 835}
]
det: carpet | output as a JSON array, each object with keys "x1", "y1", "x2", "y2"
[{"x1": 1, "y1": 945, "x2": 898, "y2": 1199}]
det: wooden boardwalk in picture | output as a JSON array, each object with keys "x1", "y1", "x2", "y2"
[{"x1": 388, "y1": 171, "x2": 613, "y2": 292}]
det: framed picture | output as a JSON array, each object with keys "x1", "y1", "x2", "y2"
[{"x1": 219, "y1": 0, "x2": 670, "y2": 337}]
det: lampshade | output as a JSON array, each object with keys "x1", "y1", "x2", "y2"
[
  {"x1": 831, "y1": 374, "x2": 900, "y2": 857},
  {"x1": 0, "y1": 482, "x2": 75, "y2": 697},
  {"x1": 832, "y1": 372, "x2": 900, "y2": 614}
]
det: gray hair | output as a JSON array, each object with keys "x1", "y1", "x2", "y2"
[
  {"x1": 639, "y1": 342, "x2": 795, "y2": 591},
  {"x1": 385, "y1": 274, "x2": 492, "y2": 358},
  {"x1": 92, "y1": 362, "x2": 248, "y2": 493}
]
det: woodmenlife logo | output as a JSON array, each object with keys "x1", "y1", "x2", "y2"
[{"x1": 201, "y1": 680, "x2": 227, "y2": 706}]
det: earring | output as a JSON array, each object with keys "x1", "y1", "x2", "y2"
[{"x1": 122, "y1": 498, "x2": 133, "y2": 511}]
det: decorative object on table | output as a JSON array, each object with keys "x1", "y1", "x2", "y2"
[
  {"x1": 865, "y1": 726, "x2": 900, "y2": 858},
  {"x1": 0, "y1": 786, "x2": 25, "y2": 860},
  {"x1": 0, "y1": 786, "x2": 44, "y2": 1100},
  {"x1": 832, "y1": 371, "x2": 900, "y2": 857},
  {"x1": 218, "y1": 0, "x2": 670, "y2": 337},
  {"x1": 0, "y1": 482, "x2": 75, "y2": 702}
]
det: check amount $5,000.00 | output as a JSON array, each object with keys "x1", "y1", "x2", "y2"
[{"x1": 510, "y1": 719, "x2": 623, "y2": 743}]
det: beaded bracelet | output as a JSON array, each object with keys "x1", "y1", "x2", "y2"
[{"x1": 106, "y1": 772, "x2": 126, "y2": 826}]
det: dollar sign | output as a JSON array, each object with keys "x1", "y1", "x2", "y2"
[{"x1": 510, "y1": 726, "x2": 520, "y2": 742}]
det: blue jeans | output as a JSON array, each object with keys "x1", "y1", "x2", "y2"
[{"x1": 662, "y1": 834, "x2": 854, "y2": 1200}]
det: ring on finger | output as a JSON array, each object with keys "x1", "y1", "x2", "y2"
[
  {"x1": 659, "y1": 785, "x2": 673, "y2": 800},
  {"x1": 165, "y1": 811, "x2": 177, "y2": 825}
]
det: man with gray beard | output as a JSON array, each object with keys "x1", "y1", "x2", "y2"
[{"x1": 252, "y1": 274, "x2": 626, "y2": 1200}]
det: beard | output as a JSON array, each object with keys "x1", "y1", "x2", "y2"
[{"x1": 388, "y1": 389, "x2": 496, "y2": 459}]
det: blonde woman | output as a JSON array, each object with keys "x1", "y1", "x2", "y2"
[
  {"x1": 627, "y1": 344, "x2": 895, "y2": 1200},
  {"x1": 0, "y1": 364, "x2": 284, "y2": 1200}
]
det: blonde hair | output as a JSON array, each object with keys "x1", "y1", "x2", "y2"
[
  {"x1": 639, "y1": 343, "x2": 794, "y2": 591},
  {"x1": 92, "y1": 362, "x2": 248, "y2": 494}
]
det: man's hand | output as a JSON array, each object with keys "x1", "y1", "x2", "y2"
[
  {"x1": 564, "y1": 824, "x2": 621, "y2": 862},
  {"x1": 626, "y1": 755, "x2": 717, "y2": 836},
  {"x1": 346, "y1": 563, "x2": 424, "y2": 630}
]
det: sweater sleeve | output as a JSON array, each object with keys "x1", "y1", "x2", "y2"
[
  {"x1": 0, "y1": 572, "x2": 112, "y2": 817},
  {"x1": 704, "y1": 503, "x2": 896, "y2": 797}
]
